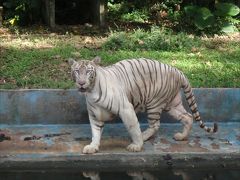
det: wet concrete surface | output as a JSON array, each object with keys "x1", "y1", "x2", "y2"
[{"x1": 0, "y1": 123, "x2": 239, "y2": 170}]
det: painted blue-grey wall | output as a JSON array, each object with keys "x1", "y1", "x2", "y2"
[{"x1": 0, "y1": 89, "x2": 239, "y2": 124}]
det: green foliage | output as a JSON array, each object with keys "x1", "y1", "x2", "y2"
[
  {"x1": 107, "y1": 2, "x2": 149, "y2": 23},
  {"x1": 184, "y1": 6, "x2": 215, "y2": 30},
  {"x1": 184, "y1": 3, "x2": 240, "y2": 33},
  {"x1": 2, "y1": 0, "x2": 239, "y2": 34},
  {"x1": 3, "y1": 0, "x2": 41, "y2": 26},
  {"x1": 220, "y1": 22, "x2": 238, "y2": 33},
  {"x1": 148, "y1": 0, "x2": 183, "y2": 28},
  {"x1": 107, "y1": 0, "x2": 239, "y2": 34},
  {"x1": 107, "y1": 0, "x2": 183, "y2": 24},
  {"x1": 121, "y1": 9, "x2": 149, "y2": 23},
  {"x1": 103, "y1": 27, "x2": 201, "y2": 51},
  {"x1": 215, "y1": 3, "x2": 240, "y2": 17},
  {"x1": 107, "y1": 2, "x2": 128, "y2": 20}
]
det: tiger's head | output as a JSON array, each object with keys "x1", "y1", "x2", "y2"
[{"x1": 69, "y1": 56, "x2": 101, "y2": 93}]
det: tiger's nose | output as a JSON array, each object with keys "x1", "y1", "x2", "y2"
[{"x1": 78, "y1": 81, "x2": 86, "y2": 86}]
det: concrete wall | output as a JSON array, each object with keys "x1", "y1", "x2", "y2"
[{"x1": 0, "y1": 89, "x2": 239, "y2": 124}]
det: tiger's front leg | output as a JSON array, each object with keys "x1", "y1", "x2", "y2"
[
  {"x1": 119, "y1": 103, "x2": 143, "y2": 152},
  {"x1": 83, "y1": 114, "x2": 104, "y2": 154}
]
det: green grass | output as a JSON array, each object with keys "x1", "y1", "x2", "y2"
[
  {"x1": 0, "y1": 29, "x2": 239, "y2": 89},
  {"x1": 103, "y1": 27, "x2": 202, "y2": 51},
  {"x1": 79, "y1": 45, "x2": 240, "y2": 88}
]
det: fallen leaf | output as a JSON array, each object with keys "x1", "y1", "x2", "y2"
[
  {"x1": 84, "y1": 37, "x2": 93, "y2": 44},
  {"x1": 71, "y1": 51, "x2": 81, "y2": 57},
  {"x1": 53, "y1": 55, "x2": 61, "y2": 59},
  {"x1": 191, "y1": 47, "x2": 198, "y2": 52},
  {"x1": 137, "y1": 40, "x2": 144, "y2": 45},
  {"x1": 0, "y1": 78, "x2": 6, "y2": 84}
]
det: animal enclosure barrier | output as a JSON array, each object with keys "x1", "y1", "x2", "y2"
[{"x1": 0, "y1": 88, "x2": 239, "y2": 170}]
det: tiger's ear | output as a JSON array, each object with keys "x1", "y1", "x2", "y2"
[
  {"x1": 92, "y1": 56, "x2": 101, "y2": 65},
  {"x1": 68, "y1": 58, "x2": 76, "y2": 66}
]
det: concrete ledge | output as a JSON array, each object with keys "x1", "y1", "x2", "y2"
[
  {"x1": 1, "y1": 153, "x2": 239, "y2": 171},
  {"x1": 0, "y1": 88, "x2": 239, "y2": 170},
  {"x1": 0, "y1": 123, "x2": 239, "y2": 169},
  {"x1": 0, "y1": 88, "x2": 240, "y2": 124}
]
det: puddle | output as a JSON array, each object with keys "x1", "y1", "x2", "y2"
[
  {"x1": 0, "y1": 133, "x2": 11, "y2": 142},
  {"x1": 0, "y1": 169, "x2": 239, "y2": 180},
  {"x1": 23, "y1": 132, "x2": 71, "y2": 141}
]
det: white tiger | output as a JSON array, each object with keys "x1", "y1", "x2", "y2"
[{"x1": 69, "y1": 57, "x2": 217, "y2": 154}]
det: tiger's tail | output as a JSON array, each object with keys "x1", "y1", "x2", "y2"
[{"x1": 182, "y1": 77, "x2": 218, "y2": 133}]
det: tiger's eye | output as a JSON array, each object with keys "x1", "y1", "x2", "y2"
[
  {"x1": 86, "y1": 69, "x2": 91, "y2": 74},
  {"x1": 75, "y1": 69, "x2": 80, "y2": 74}
]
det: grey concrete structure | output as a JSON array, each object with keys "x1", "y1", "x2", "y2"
[
  {"x1": 1, "y1": 89, "x2": 239, "y2": 124},
  {"x1": 0, "y1": 89, "x2": 239, "y2": 170}
]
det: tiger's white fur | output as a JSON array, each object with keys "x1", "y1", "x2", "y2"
[{"x1": 69, "y1": 57, "x2": 217, "y2": 154}]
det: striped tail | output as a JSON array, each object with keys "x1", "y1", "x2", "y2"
[{"x1": 182, "y1": 81, "x2": 218, "y2": 133}]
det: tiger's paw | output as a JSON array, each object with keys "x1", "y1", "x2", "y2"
[
  {"x1": 83, "y1": 144, "x2": 99, "y2": 154},
  {"x1": 173, "y1": 133, "x2": 187, "y2": 141},
  {"x1": 126, "y1": 143, "x2": 142, "y2": 152},
  {"x1": 142, "y1": 129, "x2": 155, "y2": 141}
]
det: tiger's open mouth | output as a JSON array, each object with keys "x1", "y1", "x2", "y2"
[{"x1": 78, "y1": 87, "x2": 87, "y2": 92}]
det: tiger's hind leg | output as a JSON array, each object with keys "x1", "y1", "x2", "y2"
[
  {"x1": 167, "y1": 92, "x2": 193, "y2": 141},
  {"x1": 142, "y1": 108, "x2": 163, "y2": 141},
  {"x1": 142, "y1": 119, "x2": 160, "y2": 141}
]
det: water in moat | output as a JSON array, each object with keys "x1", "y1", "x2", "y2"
[{"x1": 1, "y1": 168, "x2": 239, "y2": 180}]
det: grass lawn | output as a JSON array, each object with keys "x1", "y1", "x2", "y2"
[{"x1": 0, "y1": 27, "x2": 239, "y2": 89}]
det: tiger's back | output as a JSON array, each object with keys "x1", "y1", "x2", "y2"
[{"x1": 111, "y1": 58, "x2": 185, "y2": 112}]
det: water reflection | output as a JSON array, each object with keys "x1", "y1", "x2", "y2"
[
  {"x1": 1, "y1": 169, "x2": 239, "y2": 180},
  {"x1": 83, "y1": 171, "x2": 158, "y2": 180},
  {"x1": 127, "y1": 171, "x2": 158, "y2": 180},
  {"x1": 82, "y1": 169, "x2": 240, "y2": 180},
  {"x1": 83, "y1": 172, "x2": 100, "y2": 180}
]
